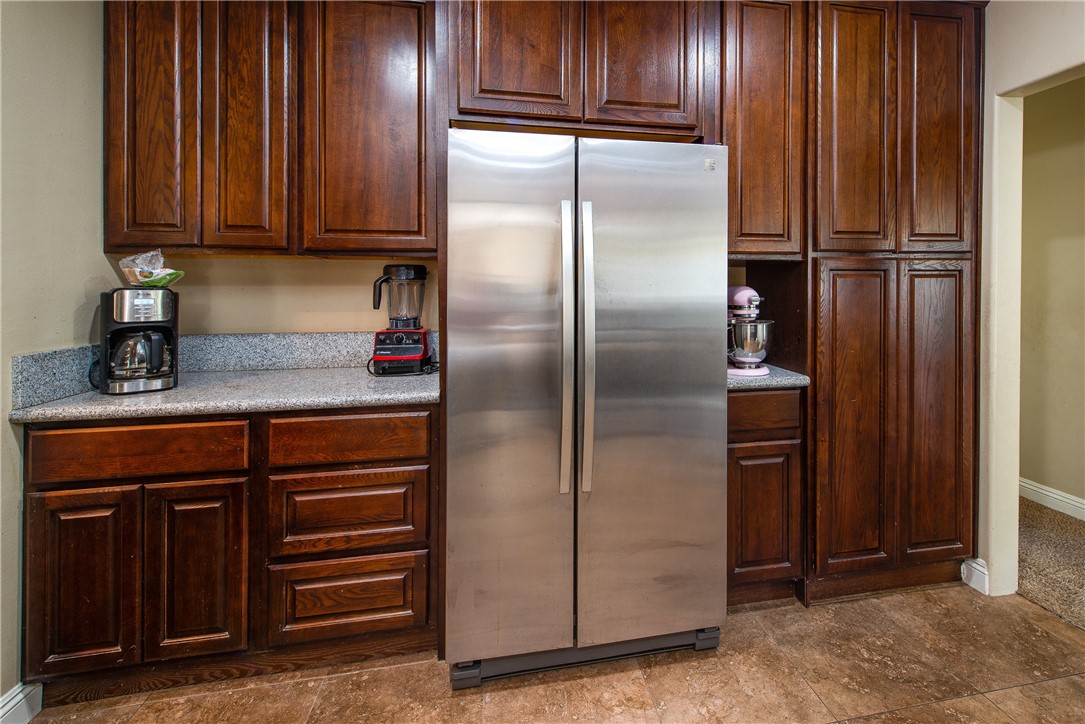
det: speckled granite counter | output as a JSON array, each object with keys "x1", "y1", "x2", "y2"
[
  {"x1": 9, "y1": 332, "x2": 439, "y2": 425},
  {"x1": 727, "y1": 364, "x2": 810, "y2": 391},
  {"x1": 9, "y1": 367, "x2": 439, "y2": 424}
]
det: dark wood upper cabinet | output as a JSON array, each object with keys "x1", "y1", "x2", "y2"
[
  {"x1": 584, "y1": 0, "x2": 700, "y2": 129},
  {"x1": 448, "y1": 0, "x2": 715, "y2": 139},
  {"x1": 143, "y1": 478, "x2": 248, "y2": 661},
  {"x1": 815, "y1": 1, "x2": 897, "y2": 252},
  {"x1": 300, "y1": 0, "x2": 436, "y2": 253},
  {"x1": 201, "y1": 1, "x2": 290, "y2": 250},
  {"x1": 454, "y1": 0, "x2": 583, "y2": 120},
  {"x1": 897, "y1": 259, "x2": 974, "y2": 562},
  {"x1": 899, "y1": 2, "x2": 977, "y2": 252},
  {"x1": 24, "y1": 486, "x2": 143, "y2": 678},
  {"x1": 725, "y1": 0, "x2": 805, "y2": 255},
  {"x1": 105, "y1": 1, "x2": 201, "y2": 250},
  {"x1": 815, "y1": 258, "x2": 897, "y2": 575}
]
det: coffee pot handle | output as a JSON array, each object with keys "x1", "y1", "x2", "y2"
[
  {"x1": 372, "y1": 275, "x2": 391, "y2": 310},
  {"x1": 145, "y1": 332, "x2": 165, "y2": 372}
]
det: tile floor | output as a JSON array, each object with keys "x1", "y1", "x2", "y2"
[{"x1": 33, "y1": 584, "x2": 1085, "y2": 723}]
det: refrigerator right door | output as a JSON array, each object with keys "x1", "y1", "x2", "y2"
[{"x1": 576, "y1": 139, "x2": 729, "y2": 647}]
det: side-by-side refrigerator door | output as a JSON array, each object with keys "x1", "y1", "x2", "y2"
[
  {"x1": 445, "y1": 129, "x2": 577, "y2": 664},
  {"x1": 577, "y1": 138, "x2": 729, "y2": 648}
]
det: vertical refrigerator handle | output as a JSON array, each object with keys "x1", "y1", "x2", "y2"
[
  {"x1": 581, "y1": 201, "x2": 597, "y2": 494},
  {"x1": 559, "y1": 200, "x2": 574, "y2": 495}
]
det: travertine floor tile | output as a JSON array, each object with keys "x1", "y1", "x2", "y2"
[
  {"x1": 482, "y1": 658, "x2": 657, "y2": 723},
  {"x1": 641, "y1": 613, "x2": 833, "y2": 723},
  {"x1": 141, "y1": 667, "x2": 331, "y2": 703},
  {"x1": 309, "y1": 659, "x2": 483, "y2": 724},
  {"x1": 32, "y1": 703, "x2": 142, "y2": 724},
  {"x1": 760, "y1": 595, "x2": 977, "y2": 719},
  {"x1": 126, "y1": 678, "x2": 322, "y2": 724},
  {"x1": 322, "y1": 649, "x2": 438, "y2": 676},
  {"x1": 842, "y1": 694, "x2": 1015, "y2": 723},
  {"x1": 869, "y1": 586, "x2": 1085, "y2": 691},
  {"x1": 985, "y1": 674, "x2": 1085, "y2": 724}
]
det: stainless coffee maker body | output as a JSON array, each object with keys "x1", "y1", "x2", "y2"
[{"x1": 98, "y1": 288, "x2": 178, "y2": 394}]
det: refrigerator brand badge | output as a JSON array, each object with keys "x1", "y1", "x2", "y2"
[{"x1": 704, "y1": 159, "x2": 717, "y2": 172}]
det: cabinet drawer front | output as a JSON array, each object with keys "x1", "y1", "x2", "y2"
[
  {"x1": 27, "y1": 421, "x2": 250, "y2": 485},
  {"x1": 268, "y1": 412, "x2": 430, "y2": 467},
  {"x1": 728, "y1": 390, "x2": 801, "y2": 438},
  {"x1": 268, "y1": 551, "x2": 427, "y2": 646},
  {"x1": 269, "y1": 467, "x2": 429, "y2": 556}
]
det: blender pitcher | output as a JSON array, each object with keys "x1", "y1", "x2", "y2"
[{"x1": 373, "y1": 264, "x2": 428, "y2": 329}]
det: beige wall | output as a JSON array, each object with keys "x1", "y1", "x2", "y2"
[
  {"x1": 0, "y1": 1, "x2": 112, "y2": 695},
  {"x1": 979, "y1": 0, "x2": 1085, "y2": 595},
  {"x1": 1020, "y1": 77, "x2": 1085, "y2": 499},
  {"x1": 0, "y1": 2, "x2": 438, "y2": 696},
  {"x1": 167, "y1": 257, "x2": 438, "y2": 335}
]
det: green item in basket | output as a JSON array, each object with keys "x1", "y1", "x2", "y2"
[{"x1": 139, "y1": 270, "x2": 185, "y2": 287}]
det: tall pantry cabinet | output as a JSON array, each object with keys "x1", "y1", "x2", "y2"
[{"x1": 810, "y1": 1, "x2": 980, "y2": 598}]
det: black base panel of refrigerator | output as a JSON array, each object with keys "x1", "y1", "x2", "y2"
[{"x1": 448, "y1": 627, "x2": 721, "y2": 690}]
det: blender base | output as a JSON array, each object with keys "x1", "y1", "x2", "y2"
[{"x1": 727, "y1": 365, "x2": 770, "y2": 377}]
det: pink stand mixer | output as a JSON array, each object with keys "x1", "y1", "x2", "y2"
[{"x1": 727, "y1": 285, "x2": 773, "y2": 377}]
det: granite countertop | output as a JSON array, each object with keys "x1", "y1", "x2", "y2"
[
  {"x1": 727, "y1": 364, "x2": 810, "y2": 391},
  {"x1": 9, "y1": 332, "x2": 805, "y2": 425},
  {"x1": 9, "y1": 367, "x2": 439, "y2": 424}
]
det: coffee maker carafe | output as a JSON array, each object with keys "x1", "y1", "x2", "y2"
[
  {"x1": 370, "y1": 265, "x2": 432, "y2": 375},
  {"x1": 98, "y1": 288, "x2": 178, "y2": 394}
]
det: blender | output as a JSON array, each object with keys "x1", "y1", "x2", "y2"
[
  {"x1": 369, "y1": 264, "x2": 433, "y2": 375},
  {"x1": 727, "y1": 285, "x2": 773, "y2": 377}
]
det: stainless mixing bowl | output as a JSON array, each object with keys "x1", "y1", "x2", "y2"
[{"x1": 728, "y1": 320, "x2": 773, "y2": 368}]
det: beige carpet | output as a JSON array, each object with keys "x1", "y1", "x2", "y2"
[{"x1": 1018, "y1": 497, "x2": 1085, "y2": 630}]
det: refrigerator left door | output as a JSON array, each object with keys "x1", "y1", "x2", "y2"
[{"x1": 445, "y1": 129, "x2": 577, "y2": 664}]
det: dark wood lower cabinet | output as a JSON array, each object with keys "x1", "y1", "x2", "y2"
[
  {"x1": 727, "y1": 389, "x2": 805, "y2": 604},
  {"x1": 143, "y1": 478, "x2": 248, "y2": 661},
  {"x1": 810, "y1": 256, "x2": 975, "y2": 600},
  {"x1": 268, "y1": 551, "x2": 427, "y2": 647},
  {"x1": 25, "y1": 486, "x2": 143, "y2": 677},
  {"x1": 728, "y1": 440, "x2": 802, "y2": 585},
  {"x1": 22, "y1": 405, "x2": 437, "y2": 688}
]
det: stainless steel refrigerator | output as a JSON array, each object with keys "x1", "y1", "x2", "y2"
[{"x1": 445, "y1": 128, "x2": 728, "y2": 688}]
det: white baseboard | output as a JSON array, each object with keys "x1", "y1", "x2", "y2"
[
  {"x1": 0, "y1": 684, "x2": 42, "y2": 724},
  {"x1": 962, "y1": 558, "x2": 989, "y2": 595},
  {"x1": 1020, "y1": 477, "x2": 1085, "y2": 522}
]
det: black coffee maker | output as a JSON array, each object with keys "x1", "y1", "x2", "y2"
[{"x1": 97, "y1": 288, "x2": 179, "y2": 394}]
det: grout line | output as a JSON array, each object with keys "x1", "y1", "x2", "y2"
[{"x1": 981, "y1": 692, "x2": 1024, "y2": 723}]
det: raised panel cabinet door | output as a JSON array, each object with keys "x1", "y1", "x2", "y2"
[
  {"x1": 24, "y1": 486, "x2": 142, "y2": 678},
  {"x1": 899, "y1": 3, "x2": 977, "y2": 252},
  {"x1": 301, "y1": 1, "x2": 436, "y2": 252},
  {"x1": 268, "y1": 551, "x2": 428, "y2": 647},
  {"x1": 143, "y1": 478, "x2": 248, "y2": 661},
  {"x1": 584, "y1": 1, "x2": 702, "y2": 130},
  {"x1": 104, "y1": 1, "x2": 200, "y2": 250},
  {"x1": 201, "y1": 1, "x2": 290, "y2": 249},
  {"x1": 897, "y1": 260, "x2": 974, "y2": 562},
  {"x1": 815, "y1": 1, "x2": 897, "y2": 251},
  {"x1": 269, "y1": 466, "x2": 429, "y2": 556},
  {"x1": 728, "y1": 440, "x2": 803, "y2": 584},
  {"x1": 815, "y1": 258, "x2": 897, "y2": 574},
  {"x1": 725, "y1": 0, "x2": 805, "y2": 255},
  {"x1": 454, "y1": 0, "x2": 583, "y2": 120}
]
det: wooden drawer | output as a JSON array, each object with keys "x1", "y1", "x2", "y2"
[
  {"x1": 26, "y1": 421, "x2": 249, "y2": 486},
  {"x1": 728, "y1": 390, "x2": 802, "y2": 442},
  {"x1": 267, "y1": 551, "x2": 427, "y2": 646},
  {"x1": 269, "y1": 466, "x2": 429, "y2": 556},
  {"x1": 268, "y1": 412, "x2": 430, "y2": 467}
]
